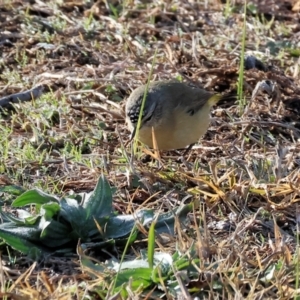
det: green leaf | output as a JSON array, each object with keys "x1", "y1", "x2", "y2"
[
  {"x1": 80, "y1": 255, "x2": 107, "y2": 275},
  {"x1": 59, "y1": 198, "x2": 85, "y2": 223},
  {"x1": 108, "y1": 259, "x2": 149, "y2": 271},
  {"x1": 152, "y1": 266, "x2": 169, "y2": 284},
  {"x1": 83, "y1": 174, "x2": 113, "y2": 219},
  {"x1": 60, "y1": 197, "x2": 91, "y2": 224},
  {"x1": 153, "y1": 203, "x2": 193, "y2": 235},
  {"x1": 289, "y1": 48, "x2": 300, "y2": 57},
  {"x1": 0, "y1": 228, "x2": 46, "y2": 259},
  {"x1": 114, "y1": 268, "x2": 153, "y2": 292},
  {"x1": 104, "y1": 214, "x2": 136, "y2": 239},
  {"x1": 153, "y1": 252, "x2": 173, "y2": 267},
  {"x1": 40, "y1": 202, "x2": 60, "y2": 220},
  {"x1": 151, "y1": 252, "x2": 173, "y2": 283},
  {"x1": 0, "y1": 222, "x2": 41, "y2": 242},
  {"x1": 81, "y1": 239, "x2": 116, "y2": 250},
  {"x1": 138, "y1": 209, "x2": 154, "y2": 226},
  {"x1": 148, "y1": 219, "x2": 156, "y2": 269},
  {"x1": 59, "y1": 198, "x2": 95, "y2": 240},
  {"x1": 12, "y1": 189, "x2": 59, "y2": 207},
  {"x1": 40, "y1": 219, "x2": 72, "y2": 247},
  {"x1": 15, "y1": 209, "x2": 33, "y2": 220},
  {"x1": 0, "y1": 209, "x2": 35, "y2": 225},
  {"x1": 0, "y1": 185, "x2": 25, "y2": 196},
  {"x1": 173, "y1": 251, "x2": 200, "y2": 272},
  {"x1": 104, "y1": 209, "x2": 155, "y2": 240},
  {"x1": 23, "y1": 215, "x2": 41, "y2": 225}
]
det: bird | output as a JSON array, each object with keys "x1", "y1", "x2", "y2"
[{"x1": 125, "y1": 80, "x2": 233, "y2": 150}]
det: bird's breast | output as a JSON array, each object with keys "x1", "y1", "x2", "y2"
[{"x1": 137, "y1": 104, "x2": 211, "y2": 150}]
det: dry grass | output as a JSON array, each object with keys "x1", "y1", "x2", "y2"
[{"x1": 0, "y1": 0, "x2": 300, "y2": 299}]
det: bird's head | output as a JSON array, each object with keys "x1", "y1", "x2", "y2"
[{"x1": 126, "y1": 88, "x2": 162, "y2": 135}]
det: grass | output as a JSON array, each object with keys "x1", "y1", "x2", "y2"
[
  {"x1": 133, "y1": 48, "x2": 157, "y2": 155},
  {"x1": 237, "y1": 1, "x2": 247, "y2": 109},
  {"x1": 0, "y1": 0, "x2": 299, "y2": 298}
]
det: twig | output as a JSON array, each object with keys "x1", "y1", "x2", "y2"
[
  {"x1": 0, "y1": 85, "x2": 45, "y2": 110},
  {"x1": 221, "y1": 120, "x2": 300, "y2": 134}
]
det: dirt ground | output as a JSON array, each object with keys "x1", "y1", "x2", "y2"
[{"x1": 1, "y1": 0, "x2": 300, "y2": 298}]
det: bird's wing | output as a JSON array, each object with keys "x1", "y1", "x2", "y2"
[{"x1": 170, "y1": 82, "x2": 216, "y2": 114}]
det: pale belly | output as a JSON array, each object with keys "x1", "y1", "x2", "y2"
[{"x1": 138, "y1": 105, "x2": 211, "y2": 150}]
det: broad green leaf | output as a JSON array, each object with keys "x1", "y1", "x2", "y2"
[
  {"x1": 151, "y1": 253, "x2": 173, "y2": 283},
  {"x1": 2, "y1": 209, "x2": 42, "y2": 226},
  {"x1": 52, "y1": 247, "x2": 75, "y2": 256},
  {"x1": 83, "y1": 174, "x2": 113, "y2": 218},
  {"x1": 80, "y1": 254, "x2": 107, "y2": 276},
  {"x1": 40, "y1": 202, "x2": 60, "y2": 219},
  {"x1": 136, "y1": 209, "x2": 154, "y2": 226},
  {"x1": 115, "y1": 230, "x2": 138, "y2": 246},
  {"x1": 104, "y1": 209, "x2": 154, "y2": 240},
  {"x1": 59, "y1": 198, "x2": 82, "y2": 224},
  {"x1": 109, "y1": 259, "x2": 149, "y2": 271},
  {"x1": 0, "y1": 229, "x2": 46, "y2": 259},
  {"x1": 1, "y1": 209, "x2": 34, "y2": 225},
  {"x1": 0, "y1": 185, "x2": 25, "y2": 196},
  {"x1": 39, "y1": 218, "x2": 70, "y2": 238},
  {"x1": 152, "y1": 265, "x2": 169, "y2": 283},
  {"x1": 174, "y1": 255, "x2": 200, "y2": 272},
  {"x1": 62, "y1": 197, "x2": 80, "y2": 208},
  {"x1": 12, "y1": 189, "x2": 59, "y2": 207},
  {"x1": 41, "y1": 236, "x2": 72, "y2": 248},
  {"x1": 59, "y1": 198, "x2": 85, "y2": 222},
  {"x1": 0, "y1": 207, "x2": 13, "y2": 223},
  {"x1": 114, "y1": 267, "x2": 153, "y2": 291},
  {"x1": 39, "y1": 219, "x2": 72, "y2": 247},
  {"x1": 39, "y1": 218, "x2": 51, "y2": 236},
  {"x1": 81, "y1": 239, "x2": 116, "y2": 250},
  {"x1": 0, "y1": 222, "x2": 41, "y2": 241},
  {"x1": 24, "y1": 215, "x2": 41, "y2": 225},
  {"x1": 0, "y1": 207, "x2": 40, "y2": 226},
  {"x1": 104, "y1": 214, "x2": 136, "y2": 239},
  {"x1": 154, "y1": 203, "x2": 193, "y2": 235},
  {"x1": 16, "y1": 209, "x2": 32, "y2": 219},
  {"x1": 153, "y1": 252, "x2": 173, "y2": 268},
  {"x1": 59, "y1": 198, "x2": 96, "y2": 240}
]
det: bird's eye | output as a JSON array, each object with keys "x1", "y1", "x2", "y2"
[
  {"x1": 187, "y1": 108, "x2": 195, "y2": 116},
  {"x1": 143, "y1": 114, "x2": 152, "y2": 123},
  {"x1": 131, "y1": 108, "x2": 152, "y2": 124}
]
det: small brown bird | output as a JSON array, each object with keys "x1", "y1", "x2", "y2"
[{"x1": 126, "y1": 80, "x2": 232, "y2": 150}]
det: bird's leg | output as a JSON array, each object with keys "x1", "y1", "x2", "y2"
[
  {"x1": 176, "y1": 143, "x2": 195, "y2": 163},
  {"x1": 182, "y1": 143, "x2": 195, "y2": 156}
]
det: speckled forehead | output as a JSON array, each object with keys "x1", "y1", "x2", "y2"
[{"x1": 127, "y1": 98, "x2": 146, "y2": 124}]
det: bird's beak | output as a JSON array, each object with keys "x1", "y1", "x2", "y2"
[
  {"x1": 125, "y1": 126, "x2": 136, "y2": 147},
  {"x1": 129, "y1": 126, "x2": 137, "y2": 142}
]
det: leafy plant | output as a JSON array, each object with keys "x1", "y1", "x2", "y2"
[
  {"x1": 0, "y1": 175, "x2": 133, "y2": 259},
  {"x1": 82, "y1": 233, "x2": 202, "y2": 298},
  {"x1": 0, "y1": 175, "x2": 193, "y2": 260}
]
